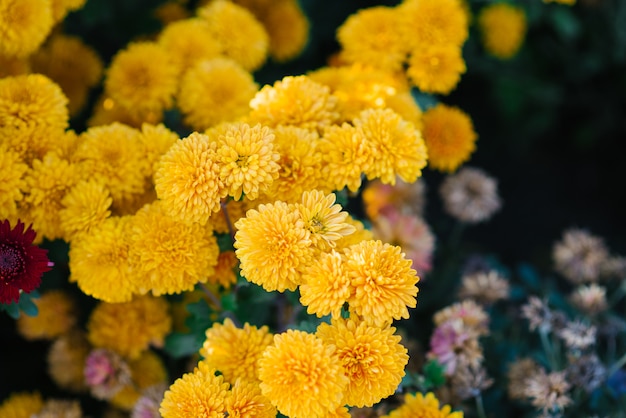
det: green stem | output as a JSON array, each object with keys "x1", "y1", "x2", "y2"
[
  {"x1": 539, "y1": 328, "x2": 559, "y2": 370},
  {"x1": 608, "y1": 350, "x2": 626, "y2": 377},
  {"x1": 475, "y1": 393, "x2": 487, "y2": 418},
  {"x1": 199, "y1": 283, "x2": 222, "y2": 311},
  {"x1": 220, "y1": 199, "x2": 236, "y2": 243}
]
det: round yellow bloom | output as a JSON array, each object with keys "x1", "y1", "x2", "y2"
[
  {"x1": 263, "y1": 125, "x2": 324, "y2": 203},
  {"x1": 0, "y1": 146, "x2": 27, "y2": 219},
  {"x1": 316, "y1": 318, "x2": 409, "y2": 407},
  {"x1": 215, "y1": 122, "x2": 280, "y2": 200},
  {"x1": 0, "y1": 74, "x2": 68, "y2": 143},
  {"x1": 478, "y1": 3, "x2": 527, "y2": 59},
  {"x1": 50, "y1": 0, "x2": 86, "y2": 22},
  {"x1": 422, "y1": 104, "x2": 477, "y2": 172},
  {"x1": 178, "y1": 58, "x2": 258, "y2": 131},
  {"x1": 155, "y1": 132, "x2": 225, "y2": 225},
  {"x1": 160, "y1": 361, "x2": 230, "y2": 418},
  {"x1": 72, "y1": 123, "x2": 148, "y2": 206},
  {"x1": 130, "y1": 202, "x2": 220, "y2": 296},
  {"x1": 0, "y1": 392, "x2": 43, "y2": 418},
  {"x1": 69, "y1": 216, "x2": 137, "y2": 302},
  {"x1": 138, "y1": 123, "x2": 179, "y2": 177},
  {"x1": 226, "y1": 379, "x2": 276, "y2": 418},
  {"x1": 110, "y1": 350, "x2": 168, "y2": 410},
  {"x1": 258, "y1": 330, "x2": 348, "y2": 418},
  {"x1": 234, "y1": 201, "x2": 313, "y2": 292},
  {"x1": 59, "y1": 180, "x2": 112, "y2": 241},
  {"x1": 157, "y1": 18, "x2": 222, "y2": 73},
  {"x1": 382, "y1": 392, "x2": 463, "y2": 418},
  {"x1": 338, "y1": 6, "x2": 407, "y2": 72},
  {"x1": 344, "y1": 240, "x2": 419, "y2": 326},
  {"x1": 354, "y1": 108, "x2": 428, "y2": 185},
  {"x1": 105, "y1": 42, "x2": 178, "y2": 122},
  {"x1": 201, "y1": 318, "x2": 274, "y2": 384},
  {"x1": 386, "y1": 91, "x2": 424, "y2": 130},
  {"x1": 249, "y1": 75, "x2": 339, "y2": 131},
  {"x1": 16, "y1": 290, "x2": 76, "y2": 340},
  {"x1": 198, "y1": 0, "x2": 269, "y2": 72},
  {"x1": 0, "y1": 0, "x2": 53, "y2": 58},
  {"x1": 399, "y1": 0, "x2": 469, "y2": 49},
  {"x1": 88, "y1": 295, "x2": 172, "y2": 360},
  {"x1": 318, "y1": 123, "x2": 370, "y2": 193},
  {"x1": 407, "y1": 44, "x2": 466, "y2": 95},
  {"x1": 297, "y1": 190, "x2": 355, "y2": 249},
  {"x1": 263, "y1": 0, "x2": 309, "y2": 62},
  {"x1": 47, "y1": 330, "x2": 90, "y2": 392},
  {"x1": 300, "y1": 250, "x2": 350, "y2": 318},
  {"x1": 30, "y1": 34, "x2": 103, "y2": 116},
  {"x1": 21, "y1": 152, "x2": 78, "y2": 242}
]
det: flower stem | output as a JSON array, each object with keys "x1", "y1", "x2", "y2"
[
  {"x1": 199, "y1": 283, "x2": 222, "y2": 311},
  {"x1": 608, "y1": 350, "x2": 626, "y2": 377},
  {"x1": 475, "y1": 393, "x2": 487, "y2": 418},
  {"x1": 539, "y1": 328, "x2": 559, "y2": 370},
  {"x1": 220, "y1": 199, "x2": 236, "y2": 243}
]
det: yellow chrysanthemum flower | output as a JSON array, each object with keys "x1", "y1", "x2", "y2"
[
  {"x1": 0, "y1": 74, "x2": 68, "y2": 158},
  {"x1": 318, "y1": 123, "x2": 370, "y2": 193},
  {"x1": 261, "y1": 125, "x2": 324, "y2": 203},
  {"x1": 386, "y1": 91, "x2": 424, "y2": 130},
  {"x1": 155, "y1": 132, "x2": 225, "y2": 225},
  {"x1": 130, "y1": 201, "x2": 219, "y2": 296},
  {"x1": 421, "y1": 104, "x2": 477, "y2": 172},
  {"x1": 215, "y1": 122, "x2": 280, "y2": 200},
  {"x1": 0, "y1": 392, "x2": 43, "y2": 418},
  {"x1": 157, "y1": 18, "x2": 222, "y2": 73},
  {"x1": 86, "y1": 94, "x2": 140, "y2": 128},
  {"x1": 354, "y1": 108, "x2": 428, "y2": 185},
  {"x1": 30, "y1": 34, "x2": 103, "y2": 116},
  {"x1": 297, "y1": 190, "x2": 355, "y2": 249},
  {"x1": 69, "y1": 216, "x2": 137, "y2": 303},
  {"x1": 105, "y1": 42, "x2": 178, "y2": 122},
  {"x1": 16, "y1": 290, "x2": 76, "y2": 340},
  {"x1": 110, "y1": 350, "x2": 168, "y2": 410},
  {"x1": 21, "y1": 152, "x2": 78, "y2": 242},
  {"x1": 338, "y1": 6, "x2": 407, "y2": 72},
  {"x1": 234, "y1": 201, "x2": 313, "y2": 292},
  {"x1": 201, "y1": 318, "x2": 274, "y2": 384},
  {"x1": 263, "y1": 0, "x2": 309, "y2": 62},
  {"x1": 50, "y1": 0, "x2": 86, "y2": 22},
  {"x1": 382, "y1": 392, "x2": 463, "y2": 418},
  {"x1": 72, "y1": 123, "x2": 148, "y2": 207},
  {"x1": 0, "y1": 146, "x2": 27, "y2": 219},
  {"x1": 300, "y1": 250, "x2": 350, "y2": 318},
  {"x1": 160, "y1": 361, "x2": 230, "y2": 418},
  {"x1": 399, "y1": 0, "x2": 469, "y2": 49},
  {"x1": 178, "y1": 58, "x2": 258, "y2": 131},
  {"x1": 407, "y1": 44, "x2": 466, "y2": 95},
  {"x1": 249, "y1": 75, "x2": 339, "y2": 131},
  {"x1": 258, "y1": 330, "x2": 348, "y2": 418},
  {"x1": 198, "y1": 0, "x2": 269, "y2": 72},
  {"x1": 226, "y1": 379, "x2": 277, "y2": 418},
  {"x1": 138, "y1": 123, "x2": 179, "y2": 177},
  {"x1": 478, "y1": 3, "x2": 527, "y2": 59},
  {"x1": 207, "y1": 250, "x2": 239, "y2": 288},
  {"x1": 0, "y1": 0, "x2": 53, "y2": 58},
  {"x1": 317, "y1": 318, "x2": 409, "y2": 407},
  {"x1": 47, "y1": 330, "x2": 90, "y2": 392},
  {"x1": 88, "y1": 295, "x2": 172, "y2": 360},
  {"x1": 344, "y1": 240, "x2": 419, "y2": 326},
  {"x1": 334, "y1": 215, "x2": 375, "y2": 251}
]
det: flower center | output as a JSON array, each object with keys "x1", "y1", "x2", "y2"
[{"x1": 0, "y1": 243, "x2": 26, "y2": 284}]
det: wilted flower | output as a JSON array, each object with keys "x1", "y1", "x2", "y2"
[
  {"x1": 553, "y1": 228, "x2": 609, "y2": 284},
  {"x1": 32, "y1": 399, "x2": 82, "y2": 418},
  {"x1": 523, "y1": 369, "x2": 572, "y2": 416},
  {"x1": 557, "y1": 320, "x2": 597, "y2": 351},
  {"x1": 439, "y1": 167, "x2": 501, "y2": 223},
  {"x1": 428, "y1": 318, "x2": 483, "y2": 375},
  {"x1": 450, "y1": 361, "x2": 493, "y2": 400},
  {"x1": 569, "y1": 283, "x2": 608, "y2": 315},
  {"x1": 458, "y1": 270, "x2": 510, "y2": 305},
  {"x1": 507, "y1": 357, "x2": 542, "y2": 400},
  {"x1": 565, "y1": 354, "x2": 606, "y2": 394},
  {"x1": 84, "y1": 348, "x2": 132, "y2": 400}
]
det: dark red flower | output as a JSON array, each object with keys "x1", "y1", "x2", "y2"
[{"x1": 1, "y1": 219, "x2": 52, "y2": 304}]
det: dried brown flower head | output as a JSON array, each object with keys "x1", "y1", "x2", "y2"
[
  {"x1": 565, "y1": 354, "x2": 606, "y2": 394},
  {"x1": 557, "y1": 320, "x2": 597, "y2": 351},
  {"x1": 439, "y1": 167, "x2": 501, "y2": 224},
  {"x1": 553, "y1": 228, "x2": 609, "y2": 284},
  {"x1": 569, "y1": 284, "x2": 608, "y2": 315},
  {"x1": 434, "y1": 299, "x2": 489, "y2": 336},
  {"x1": 32, "y1": 399, "x2": 82, "y2": 418},
  {"x1": 600, "y1": 255, "x2": 626, "y2": 280},
  {"x1": 458, "y1": 270, "x2": 509, "y2": 305},
  {"x1": 521, "y1": 296, "x2": 566, "y2": 333},
  {"x1": 450, "y1": 360, "x2": 493, "y2": 400},
  {"x1": 523, "y1": 369, "x2": 572, "y2": 416},
  {"x1": 507, "y1": 357, "x2": 541, "y2": 400}
]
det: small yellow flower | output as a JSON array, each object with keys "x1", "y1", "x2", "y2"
[
  {"x1": 407, "y1": 44, "x2": 466, "y2": 95},
  {"x1": 154, "y1": 132, "x2": 225, "y2": 225},
  {"x1": 137, "y1": 123, "x2": 179, "y2": 178},
  {"x1": 300, "y1": 250, "x2": 351, "y2": 318},
  {"x1": 201, "y1": 318, "x2": 274, "y2": 384},
  {"x1": 263, "y1": 0, "x2": 309, "y2": 62},
  {"x1": 157, "y1": 18, "x2": 222, "y2": 73},
  {"x1": 0, "y1": 0, "x2": 53, "y2": 58},
  {"x1": 216, "y1": 122, "x2": 281, "y2": 201},
  {"x1": 422, "y1": 104, "x2": 477, "y2": 172},
  {"x1": 382, "y1": 392, "x2": 463, "y2": 418},
  {"x1": 334, "y1": 215, "x2": 375, "y2": 251},
  {"x1": 16, "y1": 290, "x2": 76, "y2": 340},
  {"x1": 297, "y1": 190, "x2": 355, "y2": 249},
  {"x1": 0, "y1": 146, "x2": 27, "y2": 219},
  {"x1": 316, "y1": 318, "x2": 409, "y2": 407},
  {"x1": 88, "y1": 295, "x2": 172, "y2": 360},
  {"x1": 258, "y1": 330, "x2": 348, "y2": 418},
  {"x1": 344, "y1": 240, "x2": 419, "y2": 326},
  {"x1": 478, "y1": 3, "x2": 527, "y2": 59},
  {"x1": 234, "y1": 201, "x2": 313, "y2": 292},
  {"x1": 161, "y1": 361, "x2": 230, "y2": 418},
  {"x1": 226, "y1": 379, "x2": 276, "y2": 418},
  {"x1": 249, "y1": 75, "x2": 339, "y2": 131},
  {"x1": 0, "y1": 392, "x2": 43, "y2": 418},
  {"x1": 399, "y1": 0, "x2": 469, "y2": 49}
]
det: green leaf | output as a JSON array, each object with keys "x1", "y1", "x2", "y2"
[
  {"x1": 216, "y1": 233, "x2": 235, "y2": 252},
  {"x1": 549, "y1": 7, "x2": 581, "y2": 41},
  {"x1": 18, "y1": 294, "x2": 39, "y2": 317},
  {"x1": 164, "y1": 332, "x2": 201, "y2": 358},
  {"x1": 220, "y1": 293, "x2": 238, "y2": 313},
  {"x1": 423, "y1": 359, "x2": 446, "y2": 388},
  {"x1": 2, "y1": 302, "x2": 20, "y2": 319}
]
